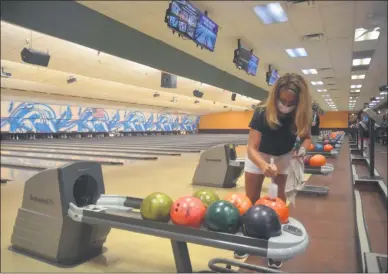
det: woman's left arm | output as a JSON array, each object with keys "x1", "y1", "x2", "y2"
[{"x1": 293, "y1": 132, "x2": 312, "y2": 158}]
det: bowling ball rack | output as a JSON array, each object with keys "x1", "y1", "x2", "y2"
[
  {"x1": 349, "y1": 109, "x2": 388, "y2": 273},
  {"x1": 10, "y1": 162, "x2": 308, "y2": 273},
  {"x1": 307, "y1": 149, "x2": 339, "y2": 158},
  {"x1": 69, "y1": 194, "x2": 309, "y2": 272}
]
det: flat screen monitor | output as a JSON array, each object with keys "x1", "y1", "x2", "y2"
[
  {"x1": 166, "y1": 1, "x2": 218, "y2": 51},
  {"x1": 268, "y1": 69, "x2": 279, "y2": 86},
  {"x1": 247, "y1": 54, "x2": 259, "y2": 76}
]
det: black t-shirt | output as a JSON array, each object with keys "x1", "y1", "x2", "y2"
[
  {"x1": 249, "y1": 108, "x2": 297, "y2": 156},
  {"x1": 311, "y1": 114, "x2": 320, "y2": 136}
]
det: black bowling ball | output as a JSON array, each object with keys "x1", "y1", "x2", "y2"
[{"x1": 241, "y1": 205, "x2": 282, "y2": 239}]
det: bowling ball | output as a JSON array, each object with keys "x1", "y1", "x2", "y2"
[
  {"x1": 204, "y1": 200, "x2": 240, "y2": 234},
  {"x1": 318, "y1": 136, "x2": 323, "y2": 141},
  {"x1": 324, "y1": 144, "x2": 333, "y2": 152},
  {"x1": 303, "y1": 155, "x2": 312, "y2": 165},
  {"x1": 255, "y1": 196, "x2": 289, "y2": 224},
  {"x1": 309, "y1": 154, "x2": 327, "y2": 167},
  {"x1": 242, "y1": 205, "x2": 282, "y2": 239},
  {"x1": 140, "y1": 192, "x2": 173, "y2": 223},
  {"x1": 324, "y1": 139, "x2": 330, "y2": 144},
  {"x1": 308, "y1": 144, "x2": 315, "y2": 151},
  {"x1": 224, "y1": 193, "x2": 252, "y2": 215},
  {"x1": 330, "y1": 133, "x2": 337, "y2": 139},
  {"x1": 170, "y1": 196, "x2": 206, "y2": 228},
  {"x1": 193, "y1": 189, "x2": 220, "y2": 208},
  {"x1": 315, "y1": 144, "x2": 324, "y2": 151}
]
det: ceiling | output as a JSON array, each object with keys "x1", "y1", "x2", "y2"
[
  {"x1": 0, "y1": 21, "x2": 260, "y2": 115},
  {"x1": 79, "y1": 0, "x2": 388, "y2": 111},
  {"x1": 1, "y1": 1, "x2": 387, "y2": 114}
]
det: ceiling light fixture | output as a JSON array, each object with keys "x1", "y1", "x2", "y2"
[
  {"x1": 351, "y1": 89, "x2": 361, "y2": 93},
  {"x1": 354, "y1": 27, "x2": 381, "y2": 42},
  {"x1": 253, "y1": 3, "x2": 288, "y2": 25},
  {"x1": 285, "y1": 48, "x2": 308, "y2": 58},
  {"x1": 311, "y1": 81, "x2": 323, "y2": 86},
  {"x1": 317, "y1": 89, "x2": 327, "y2": 92},
  {"x1": 380, "y1": 91, "x2": 388, "y2": 95},
  {"x1": 351, "y1": 85, "x2": 362, "y2": 89},
  {"x1": 351, "y1": 74, "x2": 366, "y2": 80},
  {"x1": 352, "y1": 58, "x2": 371, "y2": 66},
  {"x1": 302, "y1": 69, "x2": 318, "y2": 75}
]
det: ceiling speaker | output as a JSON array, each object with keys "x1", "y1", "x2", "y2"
[
  {"x1": 161, "y1": 72, "x2": 177, "y2": 88},
  {"x1": 21, "y1": 48, "x2": 50, "y2": 67},
  {"x1": 193, "y1": 89, "x2": 204, "y2": 98},
  {"x1": 231, "y1": 93, "x2": 237, "y2": 101}
]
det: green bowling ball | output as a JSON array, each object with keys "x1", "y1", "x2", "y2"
[
  {"x1": 193, "y1": 189, "x2": 220, "y2": 208},
  {"x1": 204, "y1": 200, "x2": 241, "y2": 234},
  {"x1": 140, "y1": 192, "x2": 173, "y2": 223}
]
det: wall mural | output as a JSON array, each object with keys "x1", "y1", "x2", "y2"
[{"x1": 0, "y1": 100, "x2": 200, "y2": 133}]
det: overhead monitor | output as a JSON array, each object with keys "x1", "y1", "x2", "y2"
[
  {"x1": 363, "y1": 108, "x2": 384, "y2": 126},
  {"x1": 165, "y1": 1, "x2": 219, "y2": 51},
  {"x1": 267, "y1": 67, "x2": 279, "y2": 86}
]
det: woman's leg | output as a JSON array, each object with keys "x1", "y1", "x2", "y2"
[
  {"x1": 235, "y1": 162, "x2": 264, "y2": 259},
  {"x1": 273, "y1": 174, "x2": 287, "y2": 203},
  {"x1": 245, "y1": 172, "x2": 265, "y2": 204}
]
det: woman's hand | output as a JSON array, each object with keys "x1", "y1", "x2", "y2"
[
  {"x1": 292, "y1": 147, "x2": 306, "y2": 160},
  {"x1": 260, "y1": 162, "x2": 278, "y2": 177}
]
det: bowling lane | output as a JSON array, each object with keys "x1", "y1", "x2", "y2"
[
  {"x1": 1, "y1": 143, "x2": 185, "y2": 155},
  {"x1": 1, "y1": 167, "x2": 38, "y2": 182},
  {"x1": 0, "y1": 151, "x2": 131, "y2": 166},
  {"x1": 2, "y1": 134, "x2": 249, "y2": 149},
  {"x1": 0, "y1": 146, "x2": 158, "y2": 160},
  {"x1": 1, "y1": 156, "x2": 68, "y2": 170},
  {"x1": 2, "y1": 142, "x2": 200, "y2": 153}
]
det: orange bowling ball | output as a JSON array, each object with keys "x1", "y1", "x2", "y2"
[
  {"x1": 224, "y1": 193, "x2": 252, "y2": 215},
  {"x1": 330, "y1": 133, "x2": 337, "y2": 139},
  {"x1": 170, "y1": 196, "x2": 206, "y2": 228},
  {"x1": 309, "y1": 154, "x2": 327, "y2": 167},
  {"x1": 323, "y1": 144, "x2": 333, "y2": 152},
  {"x1": 308, "y1": 144, "x2": 315, "y2": 151},
  {"x1": 255, "y1": 196, "x2": 289, "y2": 224}
]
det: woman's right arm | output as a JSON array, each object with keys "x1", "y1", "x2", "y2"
[{"x1": 247, "y1": 129, "x2": 266, "y2": 169}]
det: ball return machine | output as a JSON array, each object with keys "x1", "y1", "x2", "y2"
[
  {"x1": 192, "y1": 144, "x2": 332, "y2": 196},
  {"x1": 10, "y1": 161, "x2": 309, "y2": 273},
  {"x1": 350, "y1": 108, "x2": 387, "y2": 273}
]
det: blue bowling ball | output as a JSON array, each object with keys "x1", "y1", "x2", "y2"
[{"x1": 315, "y1": 144, "x2": 324, "y2": 151}]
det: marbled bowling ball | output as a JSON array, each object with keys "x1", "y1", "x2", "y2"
[
  {"x1": 205, "y1": 200, "x2": 240, "y2": 234},
  {"x1": 193, "y1": 189, "x2": 220, "y2": 208},
  {"x1": 140, "y1": 192, "x2": 173, "y2": 223}
]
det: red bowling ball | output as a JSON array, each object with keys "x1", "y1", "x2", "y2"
[{"x1": 170, "y1": 196, "x2": 206, "y2": 228}]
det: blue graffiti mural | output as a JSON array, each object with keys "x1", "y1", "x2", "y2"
[{"x1": 1, "y1": 101, "x2": 199, "y2": 133}]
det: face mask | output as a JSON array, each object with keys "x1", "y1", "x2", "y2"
[{"x1": 277, "y1": 101, "x2": 296, "y2": 114}]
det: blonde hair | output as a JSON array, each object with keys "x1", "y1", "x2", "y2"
[{"x1": 261, "y1": 73, "x2": 312, "y2": 138}]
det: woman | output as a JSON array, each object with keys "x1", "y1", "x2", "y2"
[
  {"x1": 311, "y1": 109, "x2": 321, "y2": 143},
  {"x1": 235, "y1": 73, "x2": 312, "y2": 269}
]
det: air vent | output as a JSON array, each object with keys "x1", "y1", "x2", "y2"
[
  {"x1": 323, "y1": 77, "x2": 335, "y2": 80},
  {"x1": 352, "y1": 50, "x2": 375, "y2": 59},
  {"x1": 352, "y1": 65, "x2": 369, "y2": 72},
  {"x1": 329, "y1": 88, "x2": 338, "y2": 91},
  {"x1": 302, "y1": 33, "x2": 324, "y2": 42},
  {"x1": 318, "y1": 68, "x2": 332, "y2": 71},
  {"x1": 326, "y1": 83, "x2": 336, "y2": 86},
  {"x1": 286, "y1": 0, "x2": 315, "y2": 4}
]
